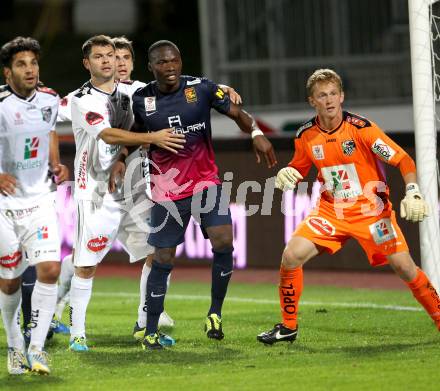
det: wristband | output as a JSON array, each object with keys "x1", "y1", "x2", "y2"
[
  {"x1": 251, "y1": 129, "x2": 264, "y2": 139},
  {"x1": 405, "y1": 183, "x2": 420, "y2": 194}
]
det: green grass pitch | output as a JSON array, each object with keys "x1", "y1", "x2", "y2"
[{"x1": 1, "y1": 277, "x2": 439, "y2": 390}]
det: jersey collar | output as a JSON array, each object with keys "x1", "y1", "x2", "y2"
[
  {"x1": 315, "y1": 113, "x2": 344, "y2": 135},
  {"x1": 7, "y1": 85, "x2": 37, "y2": 102}
]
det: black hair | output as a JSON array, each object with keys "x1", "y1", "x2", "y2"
[
  {"x1": 147, "y1": 40, "x2": 180, "y2": 61},
  {"x1": 0, "y1": 36, "x2": 40, "y2": 67}
]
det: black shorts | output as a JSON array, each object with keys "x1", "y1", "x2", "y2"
[{"x1": 148, "y1": 184, "x2": 232, "y2": 248}]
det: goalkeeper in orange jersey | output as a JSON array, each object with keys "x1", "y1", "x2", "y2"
[{"x1": 257, "y1": 68, "x2": 439, "y2": 345}]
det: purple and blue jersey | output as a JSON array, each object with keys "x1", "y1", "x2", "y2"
[{"x1": 132, "y1": 76, "x2": 231, "y2": 201}]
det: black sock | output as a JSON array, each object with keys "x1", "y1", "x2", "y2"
[
  {"x1": 209, "y1": 247, "x2": 234, "y2": 317},
  {"x1": 21, "y1": 266, "x2": 37, "y2": 327},
  {"x1": 146, "y1": 260, "x2": 173, "y2": 335}
]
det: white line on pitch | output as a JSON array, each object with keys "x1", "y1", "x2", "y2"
[{"x1": 93, "y1": 291, "x2": 422, "y2": 312}]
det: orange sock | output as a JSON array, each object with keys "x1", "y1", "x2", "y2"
[
  {"x1": 405, "y1": 268, "x2": 440, "y2": 330},
  {"x1": 279, "y1": 266, "x2": 303, "y2": 330}
]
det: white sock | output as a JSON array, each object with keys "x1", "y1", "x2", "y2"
[
  {"x1": 137, "y1": 263, "x2": 151, "y2": 328},
  {"x1": 167, "y1": 273, "x2": 171, "y2": 290},
  {"x1": 69, "y1": 275, "x2": 93, "y2": 339},
  {"x1": 29, "y1": 281, "x2": 58, "y2": 352},
  {"x1": 0, "y1": 289, "x2": 24, "y2": 350},
  {"x1": 55, "y1": 254, "x2": 74, "y2": 320}
]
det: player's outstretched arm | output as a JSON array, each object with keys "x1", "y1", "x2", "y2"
[
  {"x1": 49, "y1": 131, "x2": 69, "y2": 184},
  {"x1": 99, "y1": 127, "x2": 185, "y2": 153},
  {"x1": 226, "y1": 104, "x2": 277, "y2": 168}
]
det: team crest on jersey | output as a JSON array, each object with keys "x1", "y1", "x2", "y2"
[
  {"x1": 311, "y1": 145, "x2": 324, "y2": 160},
  {"x1": 371, "y1": 138, "x2": 396, "y2": 161},
  {"x1": 41, "y1": 106, "x2": 52, "y2": 123},
  {"x1": 144, "y1": 97, "x2": 156, "y2": 112},
  {"x1": 306, "y1": 217, "x2": 335, "y2": 236},
  {"x1": 87, "y1": 235, "x2": 109, "y2": 252},
  {"x1": 341, "y1": 139, "x2": 356, "y2": 156},
  {"x1": 0, "y1": 251, "x2": 22, "y2": 268},
  {"x1": 184, "y1": 87, "x2": 197, "y2": 103},
  {"x1": 24, "y1": 137, "x2": 39, "y2": 159},
  {"x1": 369, "y1": 218, "x2": 397, "y2": 245},
  {"x1": 85, "y1": 112, "x2": 104, "y2": 125},
  {"x1": 37, "y1": 226, "x2": 49, "y2": 240}
]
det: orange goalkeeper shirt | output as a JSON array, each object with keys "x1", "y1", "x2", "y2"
[{"x1": 288, "y1": 111, "x2": 409, "y2": 217}]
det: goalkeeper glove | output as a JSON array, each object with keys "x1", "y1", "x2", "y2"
[
  {"x1": 400, "y1": 183, "x2": 429, "y2": 223},
  {"x1": 275, "y1": 167, "x2": 303, "y2": 191}
]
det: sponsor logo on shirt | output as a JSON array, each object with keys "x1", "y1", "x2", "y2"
[
  {"x1": 369, "y1": 218, "x2": 397, "y2": 245},
  {"x1": 77, "y1": 150, "x2": 88, "y2": 189},
  {"x1": 312, "y1": 145, "x2": 324, "y2": 160},
  {"x1": 144, "y1": 97, "x2": 156, "y2": 112},
  {"x1": 85, "y1": 111, "x2": 104, "y2": 125},
  {"x1": 184, "y1": 87, "x2": 197, "y2": 103},
  {"x1": 87, "y1": 235, "x2": 109, "y2": 252},
  {"x1": 41, "y1": 106, "x2": 52, "y2": 123},
  {"x1": 37, "y1": 226, "x2": 49, "y2": 240},
  {"x1": 321, "y1": 163, "x2": 363, "y2": 199},
  {"x1": 168, "y1": 115, "x2": 182, "y2": 127},
  {"x1": 24, "y1": 137, "x2": 39, "y2": 159},
  {"x1": 371, "y1": 138, "x2": 396, "y2": 161},
  {"x1": 0, "y1": 251, "x2": 22, "y2": 268},
  {"x1": 326, "y1": 138, "x2": 336, "y2": 143},
  {"x1": 346, "y1": 115, "x2": 366, "y2": 127},
  {"x1": 14, "y1": 112, "x2": 24, "y2": 125},
  {"x1": 215, "y1": 87, "x2": 225, "y2": 100},
  {"x1": 306, "y1": 217, "x2": 335, "y2": 236},
  {"x1": 341, "y1": 139, "x2": 356, "y2": 156}
]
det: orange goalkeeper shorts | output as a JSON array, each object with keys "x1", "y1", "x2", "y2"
[{"x1": 293, "y1": 199, "x2": 409, "y2": 267}]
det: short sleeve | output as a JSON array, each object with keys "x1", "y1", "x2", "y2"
[
  {"x1": 361, "y1": 122, "x2": 409, "y2": 167},
  {"x1": 57, "y1": 94, "x2": 72, "y2": 122},
  {"x1": 71, "y1": 95, "x2": 111, "y2": 140},
  {"x1": 50, "y1": 95, "x2": 60, "y2": 130},
  {"x1": 203, "y1": 79, "x2": 231, "y2": 114}
]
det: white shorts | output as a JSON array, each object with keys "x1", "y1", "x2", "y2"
[
  {"x1": 0, "y1": 196, "x2": 61, "y2": 279},
  {"x1": 74, "y1": 194, "x2": 154, "y2": 267}
]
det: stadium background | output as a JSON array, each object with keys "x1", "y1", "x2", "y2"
[{"x1": 1, "y1": 0, "x2": 436, "y2": 271}]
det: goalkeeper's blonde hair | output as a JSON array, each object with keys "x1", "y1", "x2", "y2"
[{"x1": 306, "y1": 69, "x2": 343, "y2": 97}]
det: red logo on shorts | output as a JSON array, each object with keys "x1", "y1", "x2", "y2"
[
  {"x1": 85, "y1": 112, "x2": 104, "y2": 125},
  {"x1": 307, "y1": 217, "x2": 335, "y2": 236},
  {"x1": 0, "y1": 251, "x2": 22, "y2": 268},
  {"x1": 87, "y1": 236, "x2": 108, "y2": 252}
]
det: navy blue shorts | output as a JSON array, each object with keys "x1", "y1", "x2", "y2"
[{"x1": 148, "y1": 184, "x2": 232, "y2": 248}]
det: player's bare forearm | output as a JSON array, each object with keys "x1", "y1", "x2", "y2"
[
  {"x1": 403, "y1": 171, "x2": 417, "y2": 186},
  {"x1": 117, "y1": 147, "x2": 129, "y2": 163},
  {"x1": 226, "y1": 104, "x2": 277, "y2": 168},
  {"x1": 49, "y1": 130, "x2": 61, "y2": 167},
  {"x1": 100, "y1": 127, "x2": 185, "y2": 153},
  {"x1": 226, "y1": 104, "x2": 253, "y2": 134}
]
